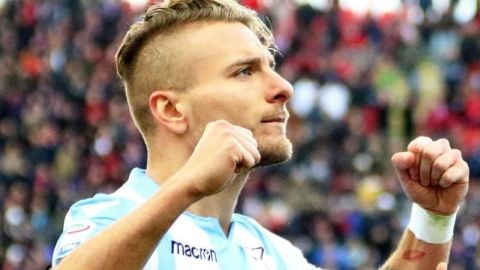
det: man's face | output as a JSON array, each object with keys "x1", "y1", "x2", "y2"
[{"x1": 179, "y1": 22, "x2": 294, "y2": 166}]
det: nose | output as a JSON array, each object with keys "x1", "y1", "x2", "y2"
[{"x1": 265, "y1": 71, "x2": 294, "y2": 104}]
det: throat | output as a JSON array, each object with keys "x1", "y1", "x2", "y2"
[
  {"x1": 186, "y1": 174, "x2": 247, "y2": 235},
  {"x1": 187, "y1": 199, "x2": 236, "y2": 236}
]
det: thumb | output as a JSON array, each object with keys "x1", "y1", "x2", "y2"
[
  {"x1": 391, "y1": 152, "x2": 415, "y2": 171},
  {"x1": 436, "y1": 262, "x2": 447, "y2": 270},
  {"x1": 391, "y1": 152, "x2": 417, "y2": 186}
]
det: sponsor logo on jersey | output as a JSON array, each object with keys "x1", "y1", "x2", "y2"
[
  {"x1": 247, "y1": 246, "x2": 264, "y2": 260},
  {"x1": 171, "y1": 240, "x2": 217, "y2": 262},
  {"x1": 67, "y1": 224, "x2": 91, "y2": 234},
  {"x1": 57, "y1": 241, "x2": 81, "y2": 258},
  {"x1": 66, "y1": 221, "x2": 95, "y2": 235}
]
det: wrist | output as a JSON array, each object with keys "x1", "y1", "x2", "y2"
[
  {"x1": 167, "y1": 171, "x2": 205, "y2": 203},
  {"x1": 408, "y1": 203, "x2": 457, "y2": 244}
]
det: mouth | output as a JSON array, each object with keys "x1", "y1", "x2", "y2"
[
  {"x1": 261, "y1": 112, "x2": 289, "y2": 123},
  {"x1": 261, "y1": 118, "x2": 285, "y2": 123}
]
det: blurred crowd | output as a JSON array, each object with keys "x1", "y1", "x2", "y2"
[{"x1": 0, "y1": 0, "x2": 479, "y2": 269}]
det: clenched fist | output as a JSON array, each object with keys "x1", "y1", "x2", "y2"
[
  {"x1": 178, "y1": 120, "x2": 261, "y2": 198},
  {"x1": 391, "y1": 137, "x2": 469, "y2": 215}
]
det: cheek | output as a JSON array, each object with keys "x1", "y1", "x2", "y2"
[
  {"x1": 189, "y1": 83, "x2": 262, "y2": 127},
  {"x1": 201, "y1": 100, "x2": 255, "y2": 124}
]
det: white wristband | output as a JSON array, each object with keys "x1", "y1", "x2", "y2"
[{"x1": 408, "y1": 203, "x2": 457, "y2": 244}]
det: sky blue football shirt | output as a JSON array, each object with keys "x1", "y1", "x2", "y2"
[{"x1": 52, "y1": 168, "x2": 319, "y2": 269}]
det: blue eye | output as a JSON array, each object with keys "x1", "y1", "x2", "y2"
[{"x1": 237, "y1": 67, "x2": 252, "y2": 77}]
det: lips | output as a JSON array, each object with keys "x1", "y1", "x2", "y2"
[
  {"x1": 261, "y1": 118, "x2": 285, "y2": 123},
  {"x1": 261, "y1": 112, "x2": 289, "y2": 123}
]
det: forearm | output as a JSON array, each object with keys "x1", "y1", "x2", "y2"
[
  {"x1": 380, "y1": 230, "x2": 450, "y2": 270},
  {"x1": 384, "y1": 136, "x2": 469, "y2": 270},
  {"x1": 55, "y1": 175, "x2": 200, "y2": 270}
]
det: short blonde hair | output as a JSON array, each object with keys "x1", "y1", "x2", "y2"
[{"x1": 115, "y1": 0, "x2": 275, "y2": 137}]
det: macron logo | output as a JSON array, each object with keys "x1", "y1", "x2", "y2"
[{"x1": 171, "y1": 240, "x2": 217, "y2": 262}]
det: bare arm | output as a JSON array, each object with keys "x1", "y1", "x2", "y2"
[
  {"x1": 380, "y1": 136, "x2": 469, "y2": 270},
  {"x1": 380, "y1": 230, "x2": 450, "y2": 270},
  {"x1": 56, "y1": 175, "x2": 201, "y2": 270},
  {"x1": 54, "y1": 121, "x2": 260, "y2": 270}
]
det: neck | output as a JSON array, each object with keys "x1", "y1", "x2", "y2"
[
  {"x1": 145, "y1": 137, "x2": 248, "y2": 235},
  {"x1": 187, "y1": 174, "x2": 248, "y2": 234}
]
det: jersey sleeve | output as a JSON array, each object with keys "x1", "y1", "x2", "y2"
[
  {"x1": 51, "y1": 217, "x2": 115, "y2": 266},
  {"x1": 51, "y1": 193, "x2": 131, "y2": 266}
]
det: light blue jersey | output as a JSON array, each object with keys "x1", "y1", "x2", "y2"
[{"x1": 52, "y1": 168, "x2": 319, "y2": 269}]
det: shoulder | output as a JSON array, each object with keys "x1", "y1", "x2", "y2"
[
  {"x1": 52, "y1": 191, "x2": 139, "y2": 266},
  {"x1": 64, "y1": 191, "x2": 137, "y2": 228}
]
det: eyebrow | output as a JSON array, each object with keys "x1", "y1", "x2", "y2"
[{"x1": 225, "y1": 55, "x2": 276, "y2": 71}]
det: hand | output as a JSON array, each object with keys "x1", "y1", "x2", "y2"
[
  {"x1": 436, "y1": 262, "x2": 447, "y2": 270},
  {"x1": 391, "y1": 137, "x2": 469, "y2": 215},
  {"x1": 178, "y1": 120, "x2": 261, "y2": 198}
]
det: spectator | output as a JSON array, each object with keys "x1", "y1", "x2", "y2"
[{"x1": 0, "y1": 0, "x2": 479, "y2": 269}]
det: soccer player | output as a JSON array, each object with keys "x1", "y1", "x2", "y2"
[{"x1": 51, "y1": 0, "x2": 469, "y2": 269}]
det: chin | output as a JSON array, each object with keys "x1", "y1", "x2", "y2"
[{"x1": 255, "y1": 137, "x2": 292, "y2": 167}]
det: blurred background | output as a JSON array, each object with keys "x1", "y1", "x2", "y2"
[{"x1": 0, "y1": 0, "x2": 479, "y2": 269}]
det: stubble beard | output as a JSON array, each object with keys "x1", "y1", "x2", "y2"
[
  {"x1": 189, "y1": 109, "x2": 293, "y2": 168},
  {"x1": 254, "y1": 136, "x2": 293, "y2": 167}
]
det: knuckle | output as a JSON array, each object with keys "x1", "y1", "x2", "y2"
[
  {"x1": 442, "y1": 174, "x2": 455, "y2": 186},
  {"x1": 215, "y1": 119, "x2": 230, "y2": 127},
  {"x1": 422, "y1": 147, "x2": 440, "y2": 160},
  {"x1": 227, "y1": 136, "x2": 238, "y2": 146},
  {"x1": 436, "y1": 138, "x2": 450, "y2": 148},
  {"x1": 221, "y1": 128, "x2": 235, "y2": 138},
  {"x1": 205, "y1": 122, "x2": 214, "y2": 130},
  {"x1": 207, "y1": 121, "x2": 224, "y2": 131},
  {"x1": 442, "y1": 172, "x2": 455, "y2": 184},
  {"x1": 436, "y1": 138, "x2": 449, "y2": 144},
  {"x1": 224, "y1": 138, "x2": 238, "y2": 151},
  {"x1": 433, "y1": 159, "x2": 450, "y2": 172},
  {"x1": 229, "y1": 147, "x2": 242, "y2": 161},
  {"x1": 455, "y1": 148, "x2": 463, "y2": 155},
  {"x1": 239, "y1": 126, "x2": 252, "y2": 134},
  {"x1": 408, "y1": 136, "x2": 433, "y2": 152},
  {"x1": 451, "y1": 149, "x2": 462, "y2": 158}
]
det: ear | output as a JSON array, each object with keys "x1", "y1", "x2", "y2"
[{"x1": 149, "y1": 90, "x2": 188, "y2": 135}]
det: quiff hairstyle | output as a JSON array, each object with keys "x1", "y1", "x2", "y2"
[{"x1": 115, "y1": 0, "x2": 275, "y2": 138}]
